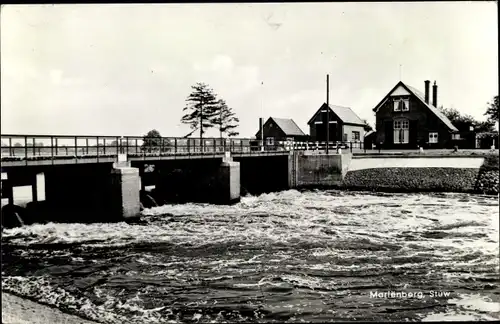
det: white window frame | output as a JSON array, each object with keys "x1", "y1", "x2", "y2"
[
  {"x1": 429, "y1": 132, "x2": 438, "y2": 143},
  {"x1": 393, "y1": 98, "x2": 410, "y2": 112},
  {"x1": 452, "y1": 133, "x2": 460, "y2": 140},
  {"x1": 393, "y1": 119, "x2": 409, "y2": 144},
  {"x1": 352, "y1": 131, "x2": 360, "y2": 142},
  {"x1": 393, "y1": 99, "x2": 401, "y2": 112},
  {"x1": 266, "y1": 137, "x2": 275, "y2": 146}
]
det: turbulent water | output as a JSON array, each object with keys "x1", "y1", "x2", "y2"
[{"x1": 2, "y1": 190, "x2": 499, "y2": 323}]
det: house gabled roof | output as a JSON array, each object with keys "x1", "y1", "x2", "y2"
[
  {"x1": 372, "y1": 81, "x2": 459, "y2": 132},
  {"x1": 364, "y1": 130, "x2": 375, "y2": 138},
  {"x1": 255, "y1": 117, "x2": 306, "y2": 137},
  {"x1": 307, "y1": 103, "x2": 365, "y2": 126}
]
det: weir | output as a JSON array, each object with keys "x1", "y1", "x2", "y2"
[{"x1": 3, "y1": 148, "x2": 489, "y2": 228}]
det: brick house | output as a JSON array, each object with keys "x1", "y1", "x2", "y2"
[
  {"x1": 373, "y1": 80, "x2": 459, "y2": 149},
  {"x1": 307, "y1": 103, "x2": 366, "y2": 143},
  {"x1": 255, "y1": 117, "x2": 308, "y2": 147}
]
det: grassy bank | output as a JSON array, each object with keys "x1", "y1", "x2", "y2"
[
  {"x1": 343, "y1": 167, "x2": 480, "y2": 193},
  {"x1": 343, "y1": 153, "x2": 499, "y2": 195},
  {"x1": 475, "y1": 154, "x2": 499, "y2": 195}
]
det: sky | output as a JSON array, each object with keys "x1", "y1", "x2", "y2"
[{"x1": 1, "y1": 2, "x2": 498, "y2": 138}]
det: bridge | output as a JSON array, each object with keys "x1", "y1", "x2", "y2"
[
  {"x1": 1, "y1": 134, "x2": 289, "y2": 167},
  {"x1": 1, "y1": 133, "x2": 358, "y2": 228},
  {"x1": 0, "y1": 134, "x2": 364, "y2": 167}
]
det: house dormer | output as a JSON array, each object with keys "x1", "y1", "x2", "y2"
[{"x1": 389, "y1": 84, "x2": 410, "y2": 112}]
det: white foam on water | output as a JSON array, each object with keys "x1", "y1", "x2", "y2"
[
  {"x1": 422, "y1": 293, "x2": 500, "y2": 321},
  {"x1": 2, "y1": 190, "x2": 499, "y2": 323}
]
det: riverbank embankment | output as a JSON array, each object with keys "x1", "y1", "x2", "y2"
[
  {"x1": 342, "y1": 153, "x2": 499, "y2": 194},
  {"x1": 2, "y1": 292, "x2": 98, "y2": 324}
]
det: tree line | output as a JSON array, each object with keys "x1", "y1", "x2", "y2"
[
  {"x1": 439, "y1": 95, "x2": 498, "y2": 133},
  {"x1": 141, "y1": 82, "x2": 240, "y2": 152}
]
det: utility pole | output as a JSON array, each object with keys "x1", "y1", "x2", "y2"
[
  {"x1": 219, "y1": 105, "x2": 223, "y2": 140},
  {"x1": 261, "y1": 81, "x2": 264, "y2": 152},
  {"x1": 200, "y1": 97, "x2": 203, "y2": 152},
  {"x1": 326, "y1": 74, "x2": 330, "y2": 154}
]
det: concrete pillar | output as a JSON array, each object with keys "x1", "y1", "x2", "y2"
[
  {"x1": 218, "y1": 161, "x2": 240, "y2": 204},
  {"x1": 110, "y1": 164, "x2": 141, "y2": 220},
  {"x1": 31, "y1": 174, "x2": 38, "y2": 203},
  {"x1": 1, "y1": 172, "x2": 14, "y2": 205},
  {"x1": 288, "y1": 151, "x2": 298, "y2": 189}
]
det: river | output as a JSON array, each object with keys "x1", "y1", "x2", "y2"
[{"x1": 1, "y1": 190, "x2": 499, "y2": 323}]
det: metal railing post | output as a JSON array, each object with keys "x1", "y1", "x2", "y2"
[
  {"x1": 240, "y1": 139, "x2": 243, "y2": 152},
  {"x1": 213, "y1": 138, "x2": 217, "y2": 154},
  {"x1": 126, "y1": 137, "x2": 129, "y2": 156},
  {"x1": 187, "y1": 139, "x2": 190, "y2": 154},
  {"x1": 50, "y1": 137, "x2": 54, "y2": 159},
  {"x1": 350, "y1": 142, "x2": 352, "y2": 153},
  {"x1": 86, "y1": 138, "x2": 89, "y2": 155},
  {"x1": 174, "y1": 138, "x2": 177, "y2": 154},
  {"x1": 9, "y1": 137, "x2": 12, "y2": 156},
  {"x1": 96, "y1": 136, "x2": 100, "y2": 162},
  {"x1": 116, "y1": 136, "x2": 119, "y2": 156},
  {"x1": 24, "y1": 136, "x2": 28, "y2": 161},
  {"x1": 135, "y1": 139, "x2": 138, "y2": 154},
  {"x1": 74, "y1": 136, "x2": 78, "y2": 158},
  {"x1": 32, "y1": 138, "x2": 36, "y2": 156},
  {"x1": 55, "y1": 138, "x2": 58, "y2": 156}
]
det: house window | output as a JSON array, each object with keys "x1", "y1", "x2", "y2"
[
  {"x1": 393, "y1": 98, "x2": 409, "y2": 112},
  {"x1": 286, "y1": 137, "x2": 294, "y2": 142},
  {"x1": 343, "y1": 133, "x2": 348, "y2": 142},
  {"x1": 402, "y1": 99, "x2": 409, "y2": 111},
  {"x1": 352, "y1": 131, "x2": 360, "y2": 141},
  {"x1": 429, "y1": 132, "x2": 438, "y2": 143},
  {"x1": 393, "y1": 119, "x2": 409, "y2": 144},
  {"x1": 266, "y1": 137, "x2": 275, "y2": 146},
  {"x1": 452, "y1": 133, "x2": 461, "y2": 140}
]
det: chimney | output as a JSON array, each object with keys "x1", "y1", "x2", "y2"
[
  {"x1": 424, "y1": 80, "x2": 430, "y2": 104},
  {"x1": 432, "y1": 81, "x2": 438, "y2": 107},
  {"x1": 259, "y1": 117, "x2": 264, "y2": 139}
]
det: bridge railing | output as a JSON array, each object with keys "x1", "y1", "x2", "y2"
[
  {"x1": 1, "y1": 134, "x2": 371, "y2": 163},
  {"x1": 0, "y1": 134, "x2": 290, "y2": 162},
  {"x1": 279, "y1": 140, "x2": 366, "y2": 153}
]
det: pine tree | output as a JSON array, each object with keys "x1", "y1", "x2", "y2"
[
  {"x1": 212, "y1": 99, "x2": 240, "y2": 138},
  {"x1": 181, "y1": 83, "x2": 220, "y2": 143}
]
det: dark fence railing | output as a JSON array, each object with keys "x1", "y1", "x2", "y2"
[{"x1": 0, "y1": 134, "x2": 370, "y2": 164}]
